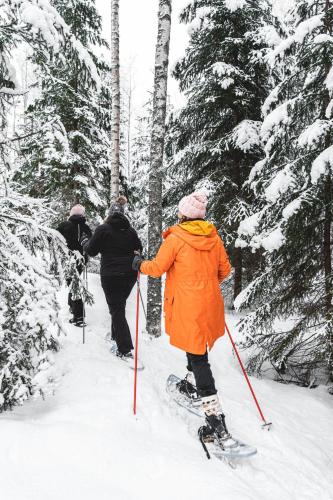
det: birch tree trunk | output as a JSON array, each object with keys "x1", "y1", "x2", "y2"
[
  {"x1": 110, "y1": 0, "x2": 120, "y2": 201},
  {"x1": 147, "y1": 0, "x2": 172, "y2": 337}
]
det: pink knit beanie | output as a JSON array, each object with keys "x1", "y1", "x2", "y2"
[
  {"x1": 70, "y1": 204, "x2": 85, "y2": 216},
  {"x1": 178, "y1": 191, "x2": 208, "y2": 219}
]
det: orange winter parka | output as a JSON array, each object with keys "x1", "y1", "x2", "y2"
[{"x1": 140, "y1": 221, "x2": 231, "y2": 355}]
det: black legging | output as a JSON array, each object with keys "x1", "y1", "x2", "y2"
[
  {"x1": 101, "y1": 274, "x2": 137, "y2": 355},
  {"x1": 186, "y1": 352, "x2": 217, "y2": 397}
]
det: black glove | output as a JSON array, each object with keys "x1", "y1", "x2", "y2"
[{"x1": 132, "y1": 254, "x2": 143, "y2": 271}]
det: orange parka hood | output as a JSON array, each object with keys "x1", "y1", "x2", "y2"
[{"x1": 163, "y1": 221, "x2": 219, "y2": 251}]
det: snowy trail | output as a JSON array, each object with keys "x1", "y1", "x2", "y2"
[{"x1": 1, "y1": 274, "x2": 332, "y2": 500}]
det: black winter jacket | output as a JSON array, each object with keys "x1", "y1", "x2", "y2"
[
  {"x1": 84, "y1": 213, "x2": 142, "y2": 276},
  {"x1": 57, "y1": 215, "x2": 92, "y2": 254}
]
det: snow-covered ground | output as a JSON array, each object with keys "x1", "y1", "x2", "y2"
[{"x1": 1, "y1": 274, "x2": 332, "y2": 500}]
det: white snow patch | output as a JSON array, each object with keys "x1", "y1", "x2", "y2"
[
  {"x1": 311, "y1": 145, "x2": 333, "y2": 183},
  {"x1": 262, "y1": 227, "x2": 285, "y2": 251},
  {"x1": 282, "y1": 198, "x2": 302, "y2": 220},
  {"x1": 268, "y1": 15, "x2": 324, "y2": 66},
  {"x1": 212, "y1": 62, "x2": 245, "y2": 89},
  {"x1": 298, "y1": 120, "x2": 331, "y2": 148},
  {"x1": 194, "y1": 179, "x2": 216, "y2": 198},
  {"x1": 313, "y1": 34, "x2": 333, "y2": 45},
  {"x1": 224, "y1": 0, "x2": 246, "y2": 12},
  {"x1": 326, "y1": 99, "x2": 333, "y2": 119},
  {"x1": 238, "y1": 212, "x2": 260, "y2": 237},
  {"x1": 235, "y1": 237, "x2": 248, "y2": 248},
  {"x1": 261, "y1": 102, "x2": 289, "y2": 143},
  {"x1": 265, "y1": 168, "x2": 293, "y2": 203},
  {"x1": 231, "y1": 120, "x2": 261, "y2": 152},
  {"x1": 325, "y1": 65, "x2": 333, "y2": 91},
  {"x1": 249, "y1": 159, "x2": 265, "y2": 183},
  {"x1": 187, "y1": 7, "x2": 212, "y2": 35},
  {"x1": 259, "y1": 25, "x2": 282, "y2": 48},
  {"x1": 86, "y1": 187, "x2": 103, "y2": 207},
  {"x1": 0, "y1": 275, "x2": 333, "y2": 499}
]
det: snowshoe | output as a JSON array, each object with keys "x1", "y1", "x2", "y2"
[{"x1": 167, "y1": 374, "x2": 257, "y2": 463}]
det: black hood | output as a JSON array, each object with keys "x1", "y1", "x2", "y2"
[
  {"x1": 107, "y1": 212, "x2": 130, "y2": 230},
  {"x1": 69, "y1": 214, "x2": 86, "y2": 225}
]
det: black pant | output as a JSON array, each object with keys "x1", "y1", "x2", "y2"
[
  {"x1": 101, "y1": 274, "x2": 137, "y2": 355},
  {"x1": 68, "y1": 293, "x2": 84, "y2": 320},
  {"x1": 67, "y1": 278, "x2": 84, "y2": 321},
  {"x1": 186, "y1": 352, "x2": 217, "y2": 397}
]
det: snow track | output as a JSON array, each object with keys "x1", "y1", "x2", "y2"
[{"x1": 0, "y1": 274, "x2": 332, "y2": 500}]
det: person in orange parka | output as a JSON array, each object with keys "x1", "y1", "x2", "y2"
[{"x1": 132, "y1": 191, "x2": 233, "y2": 441}]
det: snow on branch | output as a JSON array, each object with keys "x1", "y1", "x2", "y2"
[
  {"x1": 267, "y1": 14, "x2": 324, "y2": 66},
  {"x1": 224, "y1": 0, "x2": 247, "y2": 12},
  {"x1": 230, "y1": 120, "x2": 261, "y2": 152},
  {"x1": 298, "y1": 120, "x2": 332, "y2": 149},
  {"x1": 311, "y1": 144, "x2": 333, "y2": 183},
  {"x1": 187, "y1": 7, "x2": 213, "y2": 35},
  {"x1": 264, "y1": 166, "x2": 294, "y2": 203},
  {"x1": 4, "y1": 0, "x2": 101, "y2": 89}
]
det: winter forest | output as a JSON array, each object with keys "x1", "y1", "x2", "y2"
[{"x1": 1, "y1": 0, "x2": 333, "y2": 499}]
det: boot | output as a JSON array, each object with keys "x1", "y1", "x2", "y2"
[{"x1": 201, "y1": 394, "x2": 234, "y2": 445}]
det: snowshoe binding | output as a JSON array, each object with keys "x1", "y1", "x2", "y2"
[
  {"x1": 166, "y1": 374, "x2": 202, "y2": 416},
  {"x1": 199, "y1": 395, "x2": 257, "y2": 461}
]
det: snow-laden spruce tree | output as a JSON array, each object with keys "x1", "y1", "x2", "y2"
[
  {"x1": 15, "y1": 0, "x2": 111, "y2": 221},
  {"x1": 236, "y1": 0, "x2": 333, "y2": 385},
  {"x1": 166, "y1": 0, "x2": 273, "y2": 300},
  {"x1": 0, "y1": 179, "x2": 68, "y2": 412},
  {"x1": 0, "y1": 0, "x2": 93, "y2": 411}
]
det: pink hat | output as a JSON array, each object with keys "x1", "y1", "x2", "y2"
[
  {"x1": 178, "y1": 191, "x2": 208, "y2": 219},
  {"x1": 70, "y1": 204, "x2": 85, "y2": 216}
]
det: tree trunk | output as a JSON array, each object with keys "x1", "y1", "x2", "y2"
[
  {"x1": 233, "y1": 246, "x2": 243, "y2": 302},
  {"x1": 147, "y1": 0, "x2": 172, "y2": 337},
  {"x1": 323, "y1": 0, "x2": 333, "y2": 380},
  {"x1": 127, "y1": 70, "x2": 132, "y2": 180},
  {"x1": 110, "y1": 0, "x2": 120, "y2": 201},
  {"x1": 324, "y1": 175, "x2": 332, "y2": 315}
]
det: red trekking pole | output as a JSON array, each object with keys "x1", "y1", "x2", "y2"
[
  {"x1": 133, "y1": 272, "x2": 141, "y2": 415},
  {"x1": 225, "y1": 322, "x2": 272, "y2": 429}
]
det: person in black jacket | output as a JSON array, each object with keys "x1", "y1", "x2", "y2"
[
  {"x1": 58, "y1": 204, "x2": 92, "y2": 326},
  {"x1": 81, "y1": 196, "x2": 142, "y2": 358}
]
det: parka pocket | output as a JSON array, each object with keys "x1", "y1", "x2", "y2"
[{"x1": 164, "y1": 294, "x2": 174, "y2": 332}]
